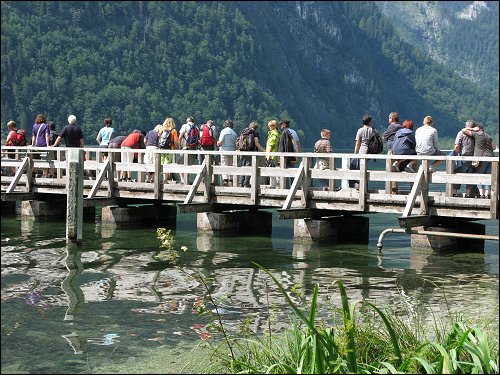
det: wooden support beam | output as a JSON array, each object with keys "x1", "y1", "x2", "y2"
[
  {"x1": 282, "y1": 162, "x2": 305, "y2": 210},
  {"x1": 87, "y1": 159, "x2": 110, "y2": 199},
  {"x1": 398, "y1": 215, "x2": 435, "y2": 228},
  {"x1": 6, "y1": 157, "x2": 29, "y2": 193},
  {"x1": 177, "y1": 203, "x2": 212, "y2": 214},
  {"x1": 402, "y1": 165, "x2": 425, "y2": 218},
  {"x1": 1, "y1": 192, "x2": 35, "y2": 201},
  {"x1": 183, "y1": 158, "x2": 208, "y2": 204}
]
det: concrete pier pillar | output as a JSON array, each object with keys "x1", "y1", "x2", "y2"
[
  {"x1": 197, "y1": 212, "x2": 239, "y2": 234},
  {"x1": 411, "y1": 222, "x2": 485, "y2": 251},
  {"x1": 294, "y1": 215, "x2": 369, "y2": 243},
  {"x1": 294, "y1": 219, "x2": 338, "y2": 242},
  {"x1": 197, "y1": 210, "x2": 272, "y2": 235},
  {"x1": 20, "y1": 200, "x2": 66, "y2": 219},
  {"x1": 101, "y1": 204, "x2": 176, "y2": 226}
]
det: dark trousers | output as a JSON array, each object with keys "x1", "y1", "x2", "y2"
[{"x1": 237, "y1": 154, "x2": 251, "y2": 187}]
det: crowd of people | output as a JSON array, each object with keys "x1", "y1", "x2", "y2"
[{"x1": 3, "y1": 112, "x2": 496, "y2": 197}]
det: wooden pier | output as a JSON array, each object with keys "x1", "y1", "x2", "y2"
[{"x1": 1, "y1": 146, "x2": 498, "y2": 244}]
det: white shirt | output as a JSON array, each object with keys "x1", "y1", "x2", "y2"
[
  {"x1": 218, "y1": 127, "x2": 237, "y2": 151},
  {"x1": 178, "y1": 122, "x2": 194, "y2": 149},
  {"x1": 415, "y1": 125, "x2": 439, "y2": 155}
]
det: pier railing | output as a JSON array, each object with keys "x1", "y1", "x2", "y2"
[{"x1": 1, "y1": 145, "x2": 498, "y2": 220}]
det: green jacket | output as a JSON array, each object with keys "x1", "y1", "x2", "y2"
[{"x1": 266, "y1": 128, "x2": 280, "y2": 160}]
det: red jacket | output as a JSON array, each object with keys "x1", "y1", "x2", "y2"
[{"x1": 121, "y1": 132, "x2": 145, "y2": 149}]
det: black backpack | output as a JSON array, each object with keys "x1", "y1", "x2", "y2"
[
  {"x1": 158, "y1": 129, "x2": 172, "y2": 149},
  {"x1": 367, "y1": 130, "x2": 383, "y2": 154},
  {"x1": 49, "y1": 130, "x2": 59, "y2": 146}
]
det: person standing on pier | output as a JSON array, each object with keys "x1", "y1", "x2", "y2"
[
  {"x1": 451, "y1": 120, "x2": 475, "y2": 197},
  {"x1": 265, "y1": 119, "x2": 280, "y2": 188},
  {"x1": 159, "y1": 117, "x2": 180, "y2": 184},
  {"x1": 119, "y1": 129, "x2": 146, "y2": 182},
  {"x1": 461, "y1": 123, "x2": 496, "y2": 199},
  {"x1": 351, "y1": 114, "x2": 375, "y2": 189},
  {"x1": 313, "y1": 128, "x2": 334, "y2": 191},
  {"x1": 95, "y1": 117, "x2": 114, "y2": 162},
  {"x1": 53, "y1": 115, "x2": 84, "y2": 148},
  {"x1": 144, "y1": 124, "x2": 161, "y2": 183},
  {"x1": 217, "y1": 119, "x2": 237, "y2": 186},
  {"x1": 31, "y1": 114, "x2": 51, "y2": 178},
  {"x1": 199, "y1": 119, "x2": 217, "y2": 166},
  {"x1": 237, "y1": 121, "x2": 265, "y2": 188},
  {"x1": 178, "y1": 116, "x2": 199, "y2": 184}
]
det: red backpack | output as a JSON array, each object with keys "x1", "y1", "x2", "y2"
[
  {"x1": 9, "y1": 129, "x2": 28, "y2": 146},
  {"x1": 199, "y1": 123, "x2": 215, "y2": 147}
]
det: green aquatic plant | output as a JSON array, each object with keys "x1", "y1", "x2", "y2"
[{"x1": 209, "y1": 262, "x2": 499, "y2": 374}]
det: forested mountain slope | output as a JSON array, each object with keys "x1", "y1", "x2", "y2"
[{"x1": 1, "y1": 1, "x2": 498, "y2": 148}]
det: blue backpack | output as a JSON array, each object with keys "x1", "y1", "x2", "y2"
[{"x1": 185, "y1": 124, "x2": 199, "y2": 150}]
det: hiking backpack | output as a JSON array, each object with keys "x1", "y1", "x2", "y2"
[
  {"x1": 367, "y1": 130, "x2": 383, "y2": 154},
  {"x1": 49, "y1": 130, "x2": 59, "y2": 146},
  {"x1": 199, "y1": 123, "x2": 215, "y2": 147},
  {"x1": 185, "y1": 124, "x2": 200, "y2": 150},
  {"x1": 13, "y1": 129, "x2": 28, "y2": 146},
  {"x1": 236, "y1": 128, "x2": 255, "y2": 151},
  {"x1": 158, "y1": 129, "x2": 172, "y2": 149}
]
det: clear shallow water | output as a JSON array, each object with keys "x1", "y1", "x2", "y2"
[{"x1": 1, "y1": 210, "x2": 498, "y2": 374}]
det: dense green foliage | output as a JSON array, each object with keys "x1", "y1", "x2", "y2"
[{"x1": 1, "y1": 1, "x2": 498, "y2": 149}]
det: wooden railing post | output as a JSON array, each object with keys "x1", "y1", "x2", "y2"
[
  {"x1": 154, "y1": 152, "x2": 162, "y2": 199},
  {"x1": 66, "y1": 149, "x2": 84, "y2": 245},
  {"x1": 359, "y1": 158, "x2": 368, "y2": 210}
]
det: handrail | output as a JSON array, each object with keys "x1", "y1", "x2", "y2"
[{"x1": 2, "y1": 145, "x2": 498, "y2": 221}]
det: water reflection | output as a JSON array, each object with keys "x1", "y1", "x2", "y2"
[
  {"x1": 61, "y1": 244, "x2": 85, "y2": 354},
  {"x1": 1, "y1": 215, "x2": 498, "y2": 374}
]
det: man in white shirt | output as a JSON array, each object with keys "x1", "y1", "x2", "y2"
[
  {"x1": 217, "y1": 119, "x2": 237, "y2": 186},
  {"x1": 415, "y1": 115, "x2": 443, "y2": 172}
]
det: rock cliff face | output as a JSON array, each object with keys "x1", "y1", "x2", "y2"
[{"x1": 374, "y1": 1, "x2": 498, "y2": 90}]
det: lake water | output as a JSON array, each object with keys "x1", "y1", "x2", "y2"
[{"x1": 1, "y1": 209, "x2": 498, "y2": 374}]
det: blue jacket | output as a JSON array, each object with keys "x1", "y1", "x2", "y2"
[{"x1": 392, "y1": 128, "x2": 416, "y2": 155}]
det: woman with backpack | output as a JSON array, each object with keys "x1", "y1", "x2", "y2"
[
  {"x1": 5, "y1": 120, "x2": 20, "y2": 175},
  {"x1": 160, "y1": 117, "x2": 180, "y2": 184}
]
